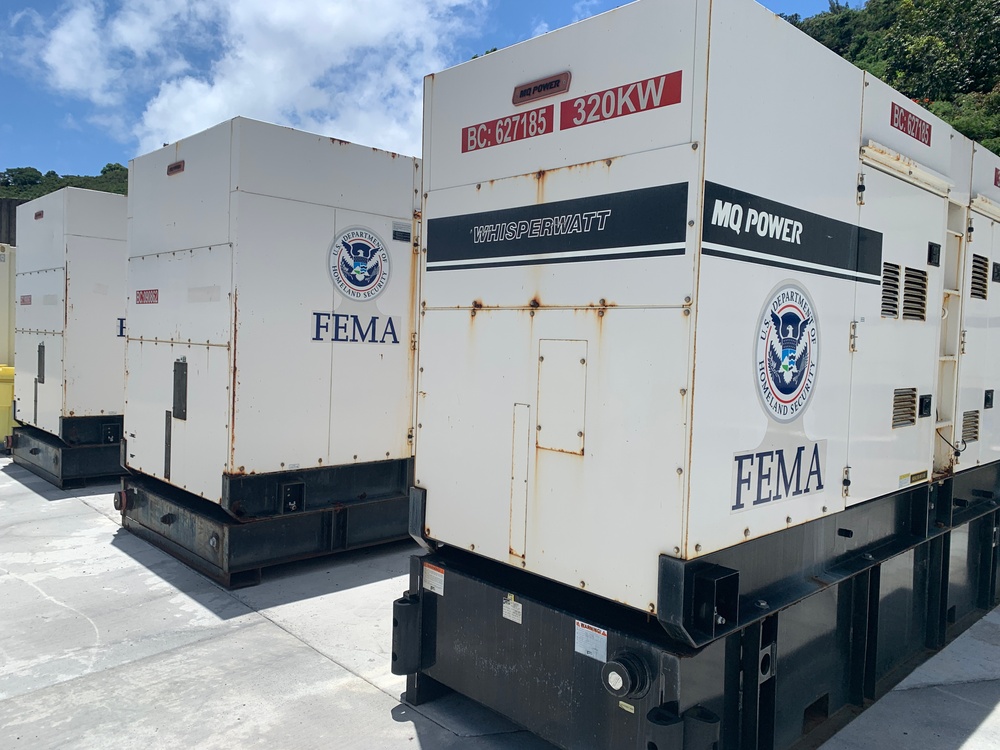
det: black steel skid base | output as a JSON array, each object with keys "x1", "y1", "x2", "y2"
[
  {"x1": 120, "y1": 463, "x2": 411, "y2": 588},
  {"x1": 12, "y1": 418, "x2": 125, "y2": 489},
  {"x1": 393, "y1": 464, "x2": 1000, "y2": 750}
]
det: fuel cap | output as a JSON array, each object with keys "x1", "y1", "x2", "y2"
[{"x1": 600, "y1": 653, "x2": 648, "y2": 698}]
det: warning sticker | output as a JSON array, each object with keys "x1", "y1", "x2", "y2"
[
  {"x1": 502, "y1": 594, "x2": 523, "y2": 625},
  {"x1": 423, "y1": 562, "x2": 445, "y2": 596},
  {"x1": 574, "y1": 620, "x2": 608, "y2": 661}
]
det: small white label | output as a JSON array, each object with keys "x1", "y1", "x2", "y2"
[
  {"x1": 899, "y1": 473, "x2": 910, "y2": 489},
  {"x1": 618, "y1": 701, "x2": 635, "y2": 714},
  {"x1": 502, "y1": 594, "x2": 523, "y2": 624},
  {"x1": 423, "y1": 563, "x2": 445, "y2": 596},
  {"x1": 574, "y1": 620, "x2": 608, "y2": 661}
]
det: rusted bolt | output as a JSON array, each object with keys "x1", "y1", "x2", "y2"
[
  {"x1": 683, "y1": 309, "x2": 691, "y2": 316},
  {"x1": 577, "y1": 431, "x2": 584, "y2": 437},
  {"x1": 530, "y1": 310, "x2": 535, "y2": 316},
  {"x1": 786, "y1": 516, "x2": 792, "y2": 523},
  {"x1": 537, "y1": 425, "x2": 542, "y2": 431},
  {"x1": 744, "y1": 528, "x2": 750, "y2": 538},
  {"x1": 580, "y1": 580, "x2": 586, "y2": 588},
  {"x1": 691, "y1": 142, "x2": 699, "y2": 150},
  {"x1": 470, "y1": 544, "x2": 475, "y2": 550},
  {"x1": 599, "y1": 298, "x2": 606, "y2": 306},
  {"x1": 580, "y1": 358, "x2": 586, "y2": 365},
  {"x1": 425, "y1": 527, "x2": 431, "y2": 535},
  {"x1": 680, "y1": 388, "x2": 687, "y2": 396},
  {"x1": 649, "y1": 603, "x2": 656, "y2": 613},
  {"x1": 605, "y1": 159, "x2": 612, "y2": 166},
  {"x1": 673, "y1": 546, "x2": 680, "y2": 554},
  {"x1": 598, "y1": 310, "x2": 604, "y2": 317},
  {"x1": 476, "y1": 183, "x2": 481, "y2": 190},
  {"x1": 539, "y1": 355, "x2": 544, "y2": 362},
  {"x1": 470, "y1": 309, "x2": 476, "y2": 317},
  {"x1": 695, "y1": 544, "x2": 702, "y2": 552},
  {"x1": 684, "y1": 296, "x2": 691, "y2": 304},
  {"x1": 529, "y1": 299, "x2": 540, "y2": 308},
  {"x1": 822, "y1": 506, "x2": 828, "y2": 513}
]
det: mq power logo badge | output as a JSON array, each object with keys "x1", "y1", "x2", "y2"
[
  {"x1": 329, "y1": 227, "x2": 391, "y2": 301},
  {"x1": 756, "y1": 283, "x2": 818, "y2": 423}
]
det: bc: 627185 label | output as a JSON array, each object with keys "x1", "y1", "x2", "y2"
[{"x1": 462, "y1": 104, "x2": 554, "y2": 153}]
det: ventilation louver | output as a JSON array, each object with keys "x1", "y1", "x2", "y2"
[
  {"x1": 902, "y1": 267, "x2": 928, "y2": 321},
  {"x1": 962, "y1": 410, "x2": 980, "y2": 443},
  {"x1": 971, "y1": 255, "x2": 989, "y2": 300},
  {"x1": 892, "y1": 388, "x2": 917, "y2": 428},
  {"x1": 881, "y1": 263, "x2": 900, "y2": 318}
]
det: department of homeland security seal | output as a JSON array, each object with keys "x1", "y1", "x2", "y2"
[
  {"x1": 755, "y1": 283, "x2": 819, "y2": 423},
  {"x1": 329, "y1": 227, "x2": 391, "y2": 300}
]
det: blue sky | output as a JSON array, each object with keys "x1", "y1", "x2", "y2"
[{"x1": 0, "y1": 0, "x2": 834, "y2": 177}]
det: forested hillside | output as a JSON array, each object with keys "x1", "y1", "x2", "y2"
[
  {"x1": 784, "y1": 0, "x2": 1000, "y2": 154},
  {"x1": 0, "y1": 163, "x2": 128, "y2": 200}
]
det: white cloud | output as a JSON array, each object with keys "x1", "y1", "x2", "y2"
[
  {"x1": 571, "y1": 1, "x2": 601, "y2": 22},
  {"x1": 9, "y1": 0, "x2": 485, "y2": 159},
  {"x1": 532, "y1": 20, "x2": 550, "y2": 37}
]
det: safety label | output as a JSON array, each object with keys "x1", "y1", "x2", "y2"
[
  {"x1": 423, "y1": 562, "x2": 445, "y2": 596},
  {"x1": 502, "y1": 593, "x2": 523, "y2": 624},
  {"x1": 574, "y1": 620, "x2": 608, "y2": 661}
]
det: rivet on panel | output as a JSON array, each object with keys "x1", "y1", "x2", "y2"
[
  {"x1": 673, "y1": 546, "x2": 680, "y2": 554},
  {"x1": 580, "y1": 358, "x2": 586, "y2": 365},
  {"x1": 598, "y1": 310, "x2": 604, "y2": 317},
  {"x1": 676, "y1": 467, "x2": 683, "y2": 475},
  {"x1": 684, "y1": 296, "x2": 692, "y2": 304},
  {"x1": 580, "y1": 581, "x2": 586, "y2": 588},
  {"x1": 688, "y1": 220, "x2": 695, "y2": 227},
  {"x1": 786, "y1": 516, "x2": 792, "y2": 523},
  {"x1": 744, "y1": 528, "x2": 750, "y2": 538},
  {"x1": 683, "y1": 309, "x2": 691, "y2": 316},
  {"x1": 695, "y1": 544, "x2": 702, "y2": 552}
]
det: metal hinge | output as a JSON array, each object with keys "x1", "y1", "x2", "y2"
[
  {"x1": 842, "y1": 466, "x2": 852, "y2": 498},
  {"x1": 407, "y1": 427, "x2": 415, "y2": 443},
  {"x1": 849, "y1": 321, "x2": 859, "y2": 353},
  {"x1": 856, "y1": 173, "x2": 866, "y2": 206},
  {"x1": 960, "y1": 329, "x2": 967, "y2": 355},
  {"x1": 410, "y1": 332, "x2": 418, "y2": 351}
]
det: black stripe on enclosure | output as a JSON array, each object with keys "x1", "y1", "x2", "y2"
[
  {"x1": 702, "y1": 182, "x2": 882, "y2": 277},
  {"x1": 702, "y1": 247, "x2": 881, "y2": 284},
  {"x1": 427, "y1": 246, "x2": 685, "y2": 272},
  {"x1": 427, "y1": 183, "x2": 688, "y2": 266}
]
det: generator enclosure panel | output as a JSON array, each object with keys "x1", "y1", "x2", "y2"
[
  {"x1": 398, "y1": 1, "x2": 1000, "y2": 748},
  {"x1": 120, "y1": 118, "x2": 420, "y2": 584}
]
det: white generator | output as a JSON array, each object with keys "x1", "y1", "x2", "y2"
[
  {"x1": 118, "y1": 117, "x2": 421, "y2": 587},
  {"x1": 392, "y1": 1, "x2": 1000, "y2": 748},
  {"x1": 0, "y1": 243, "x2": 15, "y2": 365},
  {"x1": 12, "y1": 188, "x2": 128, "y2": 487}
]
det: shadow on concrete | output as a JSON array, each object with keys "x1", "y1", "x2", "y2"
[
  {"x1": 391, "y1": 697, "x2": 558, "y2": 749},
  {"x1": 1, "y1": 461, "x2": 120, "y2": 501},
  {"x1": 107, "y1": 524, "x2": 417, "y2": 620}
]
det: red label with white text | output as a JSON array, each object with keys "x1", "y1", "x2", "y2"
[
  {"x1": 561, "y1": 72, "x2": 682, "y2": 130},
  {"x1": 995, "y1": 168, "x2": 1000, "y2": 188},
  {"x1": 463, "y1": 104, "x2": 554, "y2": 153},
  {"x1": 20, "y1": 295, "x2": 31, "y2": 305},
  {"x1": 136, "y1": 289, "x2": 159, "y2": 305},
  {"x1": 890, "y1": 102, "x2": 932, "y2": 146}
]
